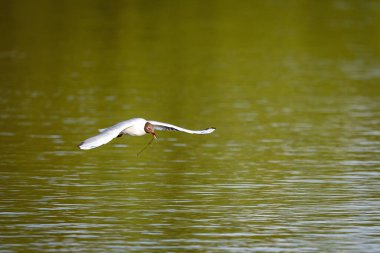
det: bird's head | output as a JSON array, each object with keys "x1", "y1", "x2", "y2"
[{"x1": 144, "y1": 122, "x2": 157, "y2": 139}]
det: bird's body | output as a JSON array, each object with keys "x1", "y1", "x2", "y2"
[
  {"x1": 78, "y1": 118, "x2": 215, "y2": 150},
  {"x1": 114, "y1": 118, "x2": 147, "y2": 136}
]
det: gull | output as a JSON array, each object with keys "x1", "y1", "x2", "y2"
[{"x1": 78, "y1": 118, "x2": 215, "y2": 150}]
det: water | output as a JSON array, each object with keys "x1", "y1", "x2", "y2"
[{"x1": 1, "y1": 1, "x2": 379, "y2": 252}]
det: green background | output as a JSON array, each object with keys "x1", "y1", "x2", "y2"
[{"x1": 0, "y1": 1, "x2": 379, "y2": 252}]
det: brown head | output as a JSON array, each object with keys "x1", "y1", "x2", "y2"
[{"x1": 144, "y1": 122, "x2": 157, "y2": 139}]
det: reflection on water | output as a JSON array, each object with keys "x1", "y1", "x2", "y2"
[{"x1": 1, "y1": 0, "x2": 379, "y2": 252}]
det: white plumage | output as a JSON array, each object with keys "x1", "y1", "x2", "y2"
[{"x1": 78, "y1": 118, "x2": 215, "y2": 150}]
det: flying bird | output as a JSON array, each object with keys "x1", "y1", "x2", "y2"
[{"x1": 78, "y1": 118, "x2": 215, "y2": 150}]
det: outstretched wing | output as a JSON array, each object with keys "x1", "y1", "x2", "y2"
[
  {"x1": 78, "y1": 119, "x2": 137, "y2": 150},
  {"x1": 148, "y1": 120, "x2": 215, "y2": 135}
]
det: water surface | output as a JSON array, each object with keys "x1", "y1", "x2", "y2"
[{"x1": 0, "y1": 1, "x2": 379, "y2": 252}]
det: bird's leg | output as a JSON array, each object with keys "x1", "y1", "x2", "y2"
[{"x1": 137, "y1": 136, "x2": 156, "y2": 157}]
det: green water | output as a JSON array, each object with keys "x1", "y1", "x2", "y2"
[{"x1": 1, "y1": 1, "x2": 379, "y2": 252}]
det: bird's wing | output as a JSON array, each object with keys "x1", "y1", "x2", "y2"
[
  {"x1": 78, "y1": 119, "x2": 136, "y2": 150},
  {"x1": 148, "y1": 120, "x2": 215, "y2": 135}
]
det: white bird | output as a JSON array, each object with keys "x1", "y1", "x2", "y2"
[{"x1": 78, "y1": 118, "x2": 215, "y2": 150}]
